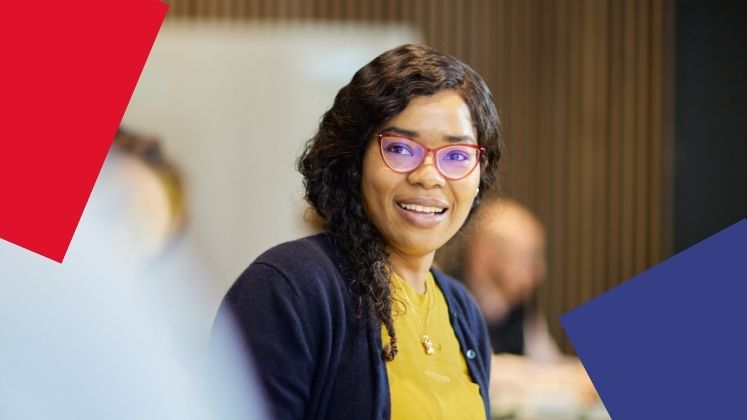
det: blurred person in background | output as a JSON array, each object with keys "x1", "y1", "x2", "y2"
[
  {"x1": 214, "y1": 44, "x2": 502, "y2": 420},
  {"x1": 436, "y1": 197, "x2": 557, "y2": 360},
  {"x1": 436, "y1": 197, "x2": 600, "y2": 417},
  {"x1": 0, "y1": 128, "x2": 267, "y2": 420}
]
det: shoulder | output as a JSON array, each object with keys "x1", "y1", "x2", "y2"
[
  {"x1": 251, "y1": 233, "x2": 343, "y2": 277},
  {"x1": 254, "y1": 233, "x2": 338, "y2": 265},
  {"x1": 228, "y1": 234, "x2": 349, "y2": 309}
]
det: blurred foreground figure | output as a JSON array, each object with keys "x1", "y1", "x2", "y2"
[
  {"x1": 436, "y1": 198, "x2": 604, "y2": 418},
  {"x1": 0, "y1": 129, "x2": 267, "y2": 420}
]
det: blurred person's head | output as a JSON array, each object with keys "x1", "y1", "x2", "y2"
[
  {"x1": 107, "y1": 128, "x2": 185, "y2": 260},
  {"x1": 298, "y1": 44, "x2": 502, "y2": 360},
  {"x1": 437, "y1": 198, "x2": 546, "y2": 321}
]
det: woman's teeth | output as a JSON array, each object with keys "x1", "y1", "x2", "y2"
[{"x1": 398, "y1": 203, "x2": 446, "y2": 214}]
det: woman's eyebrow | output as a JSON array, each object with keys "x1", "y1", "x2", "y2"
[
  {"x1": 381, "y1": 127, "x2": 476, "y2": 143},
  {"x1": 445, "y1": 134, "x2": 476, "y2": 143},
  {"x1": 380, "y1": 126, "x2": 418, "y2": 138}
]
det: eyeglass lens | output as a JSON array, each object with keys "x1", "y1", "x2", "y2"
[{"x1": 380, "y1": 135, "x2": 479, "y2": 179}]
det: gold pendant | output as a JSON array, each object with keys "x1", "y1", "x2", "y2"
[{"x1": 422, "y1": 335, "x2": 435, "y2": 355}]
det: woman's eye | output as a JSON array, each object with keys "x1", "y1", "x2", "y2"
[
  {"x1": 386, "y1": 144, "x2": 414, "y2": 156},
  {"x1": 444, "y1": 150, "x2": 471, "y2": 161}
]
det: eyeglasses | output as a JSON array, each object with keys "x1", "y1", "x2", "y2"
[{"x1": 377, "y1": 133, "x2": 485, "y2": 180}]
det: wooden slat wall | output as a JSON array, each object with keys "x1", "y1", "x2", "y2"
[{"x1": 165, "y1": 0, "x2": 674, "y2": 353}]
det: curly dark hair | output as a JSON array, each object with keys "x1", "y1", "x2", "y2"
[{"x1": 298, "y1": 44, "x2": 502, "y2": 361}]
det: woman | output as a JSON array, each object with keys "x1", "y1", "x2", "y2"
[{"x1": 215, "y1": 44, "x2": 502, "y2": 420}]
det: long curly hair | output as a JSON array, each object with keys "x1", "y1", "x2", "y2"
[{"x1": 298, "y1": 44, "x2": 502, "y2": 361}]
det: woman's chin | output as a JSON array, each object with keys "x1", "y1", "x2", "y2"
[{"x1": 386, "y1": 231, "x2": 453, "y2": 259}]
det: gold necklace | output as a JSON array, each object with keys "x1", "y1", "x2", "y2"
[{"x1": 392, "y1": 273, "x2": 436, "y2": 355}]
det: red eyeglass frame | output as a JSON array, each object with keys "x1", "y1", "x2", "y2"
[{"x1": 377, "y1": 133, "x2": 486, "y2": 180}]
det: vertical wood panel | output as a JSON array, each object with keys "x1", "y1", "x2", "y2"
[
  {"x1": 649, "y1": 0, "x2": 664, "y2": 266},
  {"x1": 593, "y1": 0, "x2": 610, "y2": 299},
  {"x1": 606, "y1": 0, "x2": 623, "y2": 291},
  {"x1": 620, "y1": 0, "x2": 637, "y2": 282},
  {"x1": 635, "y1": 0, "x2": 651, "y2": 274},
  {"x1": 579, "y1": 0, "x2": 594, "y2": 304},
  {"x1": 524, "y1": 0, "x2": 537, "y2": 210},
  {"x1": 550, "y1": 0, "x2": 570, "y2": 350},
  {"x1": 454, "y1": 0, "x2": 465, "y2": 58},
  {"x1": 565, "y1": 0, "x2": 581, "y2": 333},
  {"x1": 536, "y1": 0, "x2": 556, "y2": 343}
]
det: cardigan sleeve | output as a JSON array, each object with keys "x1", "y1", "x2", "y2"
[{"x1": 218, "y1": 261, "x2": 319, "y2": 420}]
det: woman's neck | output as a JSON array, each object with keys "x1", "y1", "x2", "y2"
[{"x1": 387, "y1": 248, "x2": 435, "y2": 294}]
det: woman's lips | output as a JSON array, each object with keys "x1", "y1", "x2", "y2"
[{"x1": 394, "y1": 200, "x2": 449, "y2": 228}]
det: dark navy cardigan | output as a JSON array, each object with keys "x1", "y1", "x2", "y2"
[{"x1": 216, "y1": 234, "x2": 492, "y2": 420}]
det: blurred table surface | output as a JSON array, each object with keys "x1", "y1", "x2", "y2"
[
  {"x1": 492, "y1": 401, "x2": 610, "y2": 420},
  {"x1": 490, "y1": 354, "x2": 610, "y2": 420}
]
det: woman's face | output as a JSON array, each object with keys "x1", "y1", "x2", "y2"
[{"x1": 361, "y1": 90, "x2": 481, "y2": 259}]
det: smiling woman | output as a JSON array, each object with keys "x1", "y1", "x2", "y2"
[
  {"x1": 361, "y1": 91, "x2": 484, "y2": 283},
  {"x1": 213, "y1": 44, "x2": 503, "y2": 420}
]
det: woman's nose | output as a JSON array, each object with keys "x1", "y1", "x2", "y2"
[{"x1": 407, "y1": 152, "x2": 446, "y2": 189}]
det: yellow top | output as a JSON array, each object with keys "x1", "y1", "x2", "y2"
[{"x1": 382, "y1": 271, "x2": 485, "y2": 420}]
